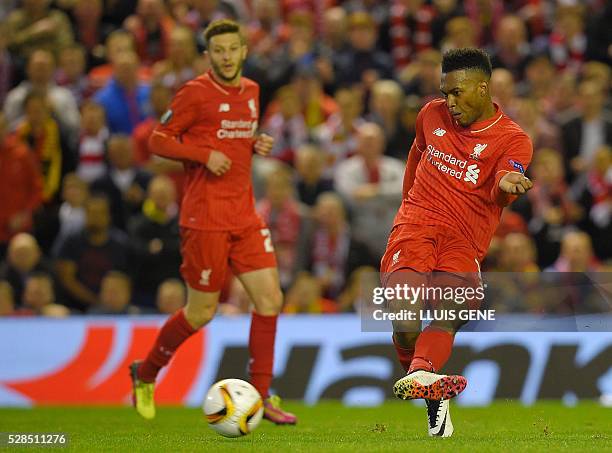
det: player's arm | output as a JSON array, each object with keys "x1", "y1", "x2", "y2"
[
  {"x1": 149, "y1": 83, "x2": 230, "y2": 175},
  {"x1": 491, "y1": 134, "x2": 534, "y2": 207},
  {"x1": 402, "y1": 103, "x2": 428, "y2": 198}
]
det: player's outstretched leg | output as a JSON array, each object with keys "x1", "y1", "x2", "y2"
[
  {"x1": 426, "y1": 399, "x2": 453, "y2": 437},
  {"x1": 130, "y1": 288, "x2": 217, "y2": 420},
  {"x1": 239, "y1": 268, "x2": 297, "y2": 425}
]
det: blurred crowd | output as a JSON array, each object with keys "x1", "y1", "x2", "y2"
[{"x1": 0, "y1": 0, "x2": 610, "y2": 317}]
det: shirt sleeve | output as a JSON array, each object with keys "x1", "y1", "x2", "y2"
[
  {"x1": 148, "y1": 82, "x2": 212, "y2": 165},
  {"x1": 490, "y1": 133, "x2": 533, "y2": 207},
  {"x1": 402, "y1": 102, "x2": 428, "y2": 198}
]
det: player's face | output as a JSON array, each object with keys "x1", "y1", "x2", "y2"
[
  {"x1": 207, "y1": 33, "x2": 247, "y2": 85},
  {"x1": 440, "y1": 70, "x2": 488, "y2": 127}
]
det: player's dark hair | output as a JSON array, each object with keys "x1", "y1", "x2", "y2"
[
  {"x1": 442, "y1": 48, "x2": 492, "y2": 78},
  {"x1": 203, "y1": 19, "x2": 245, "y2": 49}
]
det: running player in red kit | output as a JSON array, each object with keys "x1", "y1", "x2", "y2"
[
  {"x1": 129, "y1": 19, "x2": 296, "y2": 425},
  {"x1": 380, "y1": 49, "x2": 533, "y2": 437}
]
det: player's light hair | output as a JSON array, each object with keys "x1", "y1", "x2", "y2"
[
  {"x1": 442, "y1": 48, "x2": 492, "y2": 79},
  {"x1": 203, "y1": 19, "x2": 246, "y2": 49}
]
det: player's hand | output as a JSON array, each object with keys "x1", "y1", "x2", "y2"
[
  {"x1": 499, "y1": 172, "x2": 533, "y2": 195},
  {"x1": 206, "y1": 150, "x2": 232, "y2": 176},
  {"x1": 254, "y1": 134, "x2": 274, "y2": 157}
]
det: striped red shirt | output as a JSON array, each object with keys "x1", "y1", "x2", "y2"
[{"x1": 394, "y1": 99, "x2": 533, "y2": 261}]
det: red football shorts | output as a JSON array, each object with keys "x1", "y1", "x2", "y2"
[
  {"x1": 380, "y1": 224, "x2": 483, "y2": 310},
  {"x1": 180, "y1": 222, "x2": 277, "y2": 292}
]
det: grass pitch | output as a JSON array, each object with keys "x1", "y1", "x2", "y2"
[{"x1": 0, "y1": 401, "x2": 610, "y2": 452}]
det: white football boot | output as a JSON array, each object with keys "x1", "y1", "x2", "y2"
[{"x1": 426, "y1": 398, "x2": 454, "y2": 437}]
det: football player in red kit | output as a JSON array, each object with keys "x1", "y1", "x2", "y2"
[
  {"x1": 380, "y1": 48, "x2": 533, "y2": 437},
  {"x1": 129, "y1": 19, "x2": 296, "y2": 425}
]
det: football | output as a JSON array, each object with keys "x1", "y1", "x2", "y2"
[{"x1": 203, "y1": 379, "x2": 264, "y2": 437}]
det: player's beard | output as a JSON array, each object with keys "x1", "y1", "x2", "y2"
[{"x1": 211, "y1": 59, "x2": 243, "y2": 84}]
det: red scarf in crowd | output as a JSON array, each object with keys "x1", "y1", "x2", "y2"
[{"x1": 389, "y1": 1, "x2": 434, "y2": 71}]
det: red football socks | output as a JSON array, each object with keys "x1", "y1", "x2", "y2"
[
  {"x1": 392, "y1": 335, "x2": 415, "y2": 372},
  {"x1": 248, "y1": 312, "x2": 278, "y2": 399},
  {"x1": 409, "y1": 326, "x2": 454, "y2": 373},
  {"x1": 138, "y1": 309, "x2": 197, "y2": 383}
]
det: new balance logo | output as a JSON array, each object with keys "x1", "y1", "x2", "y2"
[
  {"x1": 470, "y1": 143, "x2": 488, "y2": 160},
  {"x1": 433, "y1": 128, "x2": 446, "y2": 137},
  {"x1": 392, "y1": 250, "x2": 401, "y2": 265},
  {"x1": 219, "y1": 103, "x2": 230, "y2": 112},
  {"x1": 199, "y1": 269, "x2": 212, "y2": 286},
  {"x1": 464, "y1": 164, "x2": 480, "y2": 184}
]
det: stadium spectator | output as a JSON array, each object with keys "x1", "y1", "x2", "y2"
[
  {"x1": 4, "y1": 49, "x2": 80, "y2": 137},
  {"x1": 0, "y1": 113, "x2": 43, "y2": 252},
  {"x1": 123, "y1": 0, "x2": 175, "y2": 66},
  {"x1": 76, "y1": 101, "x2": 109, "y2": 183},
  {"x1": 513, "y1": 148, "x2": 582, "y2": 268},
  {"x1": 335, "y1": 11, "x2": 393, "y2": 89},
  {"x1": 262, "y1": 85, "x2": 308, "y2": 163},
  {"x1": 489, "y1": 15, "x2": 532, "y2": 81},
  {"x1": 294, "y1": 144, "x2": 334, "y2": 207},
  {"x1": 155, "y1": 278, "x2": 185, "y2": 315},
  {"x1": 20, "y1": 272, "x2": 69, "y2": 317},
  {"x1": 128, "y1": 175, "x2": 181, "y2": 306},
  {"x1": 496, "y1": 233, "x2": 539, "y2": 272},
  {"x1": 54, "y1": 195, "x2": 129, "y2": 311},
  {"x1": 490, "y1": 68, "x2": 519, "y2": 118},
  {"x1": 560, "y1": 80, "x2": 612, "y2": 182},
  {"x1": 4, "y1": 0, "x2": 74, "y2": 61},
  {"x1": 430, "y1": 0, "x2": 463, "y2": 49},
  {"x1": 298, "y1": 192, "x2": 376, "y2": 299},
  {"x1": 441, "y1": 16, "x2": 477, "y2": 53},
  {"x1": 400, "y1": 49, "x2": 442, "y2": 102},
  {"x1": 549, "y1": 4, "x2": 587, "y2": 74},
  {"x1": 247, "y1": 0, "x2": 290, "y2": 58},
  {"x1": 93, "y1": 51, "x2": 151, "y2": 134},
  {"x1": 91, "y1": 135, "x2": 151, "y2": 230},
  {"x1": 70, "y1": 0, "x2": 106, "y2": 60},
  {"x1": 16, "y1": 91, "x2": 64, "y2": 203},
  {"x1": 0, "y1": 233, "x2": 54, "y2": 305},
  {"x1": 334, "y1": 122, "x2": 404, "y2": 258},
  {"x1": 314, "y1": 85, "x2": 364, "y2": 170},
  {"x1": 463, "y1": 0, "x2": 504, "y2": 47},
  {"x1": 88, "y1": 30, "x2": 151, "y2": 92},
  {"x1": 513, "y1": 98, "x2": 561, "y2": 152},
  {"x1": 257, "y1": 166, "x2": 309, "y2": 289},
  {"x1": 53, "y1": 173, "x2": 89, "y2": 250},
  {"x1": 55, "y1": 44, "x2": 93, "y2": 106},
  {"x1": 89, "y1": 270, "x2": 140, "y2": 314},
  {"x1": 283, "y1": 271, "x2": 337, "y2": 314},
  {"x1": 0, "y1": 281, "x2": 15, "y2": 316},
  {"x1": 378, "y1": 0, "x2": 434, "y2": 71},
  {"x1": 546, "y1": 230, "x2": 601, "y2": 273},
  {"x1": 151, "y1": 26, "x2": 206, "y2": 93},
  {"x1": 367, "y1": 79, "x2": 409, "y2": 160},
  {"x1": 571, "y1": 145, "x2": 612, "y2": 261},
  {"x1": 520, "y1": 53, "x2": 555, "y2": 103},
  {"x1": 320, "y1": 6, "x2": 348, "y2": 54}
]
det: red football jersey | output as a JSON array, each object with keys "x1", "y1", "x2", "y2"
[
  {"x1": 150, "y1": 71, "x2": 262, "y2": 231},
  {"x1": 393, "y1": 99, "x2": 533, "y2": 260}
]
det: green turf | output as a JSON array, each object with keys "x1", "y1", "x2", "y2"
[{"x1": 0, "y1": 402, "x2": 610, "y2": 452}]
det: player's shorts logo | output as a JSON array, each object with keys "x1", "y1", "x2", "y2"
[
  {"x1": 219, "y1": 103, "x2": 230, "y2": 112},
  {"x1": 433, "y1": 128, "x2": 446, "y2": 137},
  {"x1": 392, "y1": 250, "x2": 401, "y2": 265},
  {"x1": 199, "y1": 269, "x2": 212, "y2": 286},
  {"x1": 469, "y1": 143, "x2": 488, "y2": 160},
  {"x1": 160, "y1": 109, "x2": 173, "y2": 125},
  {"x1": 464, "y1": 164, "x2": 480, "y2": 184}
]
